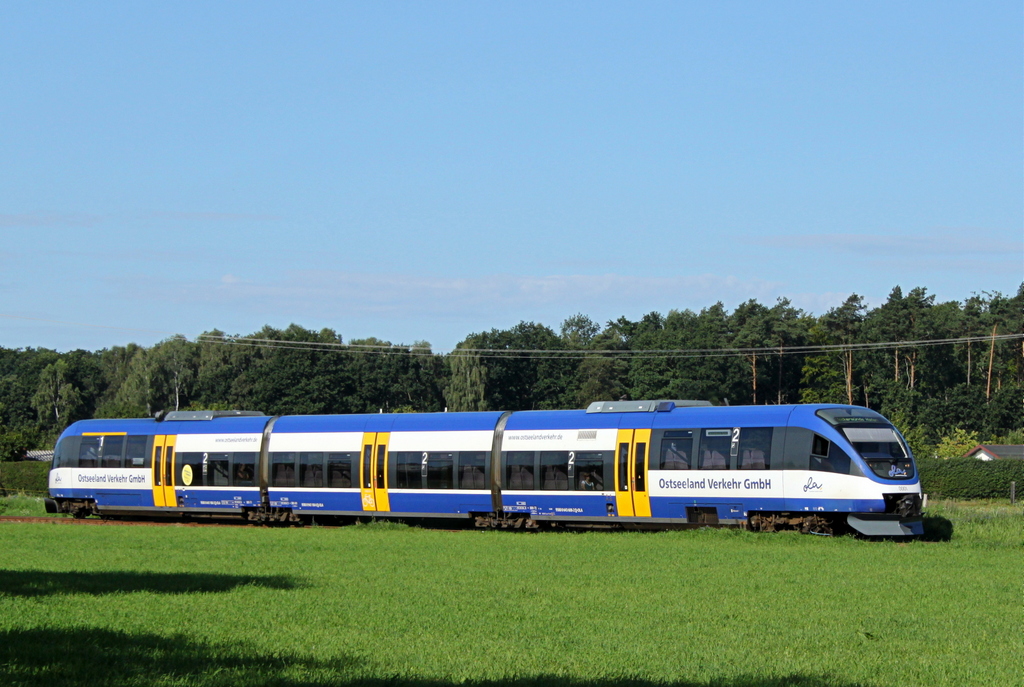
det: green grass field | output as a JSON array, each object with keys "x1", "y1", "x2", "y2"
[{"x1": 0, "y1": 501, "x2": 1020, "y2": 687}]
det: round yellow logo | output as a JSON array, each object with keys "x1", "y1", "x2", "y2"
[{"x1": 182, "y1": 465, "x2": 193, "y2": 486}]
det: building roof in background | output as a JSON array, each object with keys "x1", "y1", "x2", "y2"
[
  {"x1": 963, "y1": 445, "x2": 1024, "y2": 461},
  {"x1": 24, "y1": 450, "x2": 54, "y2": 462}
]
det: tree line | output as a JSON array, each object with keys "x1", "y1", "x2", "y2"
[{"x1": 1, "y1": 285, "x2": 1021, "y2": 461}]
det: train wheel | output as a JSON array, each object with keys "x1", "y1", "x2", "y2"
[
  {"x1": 748, "y1": 513, "x2": 779, "y2": 532},
  {"x1": 801, "y1": 515, "x2": 833, "y2": 536}
]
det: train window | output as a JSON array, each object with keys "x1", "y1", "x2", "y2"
[
  {"x1": 506, "y1": 451, "x2": 535, "y2": 490},
  {"x1": 827, "y1": 443, "x2": 851, "y2": 475},
  {"x1": 575, "y1": 451, "x2": 605, "y2": 490},
  {"x1": 362, "y1": 445, "x2": 372, "y2": 489},
  {"x1": 842, "y1": 427, "x2": 915, "y2": 480},
  {"x1": 842, "y1": 427, "x2": 908, "y2": 460},
  {"x1": 427, "y1": 452, "x2": 454, "y2": 489},
  {"x1": 52, "y1": 437, "x2": 68, "y2": 469},
  {"x1": 540, "y1": 451, "x2": 569, "y2": 490},
  {"x1": 635, "y1": 443, "x2": 647, "y2": 490},
  {"x1": 126, "y1": 436, "x2": 148, "y2": 468},
  {"x1": 458, "y1": 451, "x2": 487, "y2": 489},
  {"x1": 698, "y1": 429, "x2": 731, "y2": 469},
  {"x1": 660, "y1": 430, "x2": 693, "y2": 470},
  {"x1": 154, "y1": 446, "x2": 163, "y2": 486},
  {"x1": 99, "y1": 435, "x2": 124, "y2": 468},
  {"x1": 327, "y1": 453, "x2": 356, "y2": 488},
  {"x1": 208, "y1": 453, "x2": 231, "y2": 486},
  {"x1": 394, "y1": 452, "x2": 423, "y2": 489},
  {"x1": 375, "y1": 445, "x2": 387, "y2": 489},
  {"x1": 809, "y1": 435, "x2": 851, "y2": 474},
  {"x1": 78, "y1": 437, "x2": 100, "y2": 469},
  {"x1": 51, "y1": 441, "x2": 61, "y2": 470},
  {"x1": 177, "y1": 452, "x2": 204, "y2": 487},
  {"x1": 271, "y1": 452, "x2": 297, "y2": 487},
  {"x1": 165, "y1": 447, "x2": 174, "y2": 486},
  {"x1": 233, "y1": 452, "x2": 256, "y2": 487},
  {"x1": 300, "y1": 452, "x2": 325, "y2": 488},
  {"x1": 618, "y1": 443, "x2": 629, "y2": 491},
  {"x1": 737, "y1": 428, "x2": 773, "y2": 470}
]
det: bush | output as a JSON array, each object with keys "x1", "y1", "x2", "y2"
[
  {"x1": 0, "y1": 427, "x2": 43, "y2": 462},
  {"x1": 0, "y1": 460, "x2": 49, "y2": 495},
  {"x1": 917, "y1": 457, "x2": 1024, "y2": 499}
]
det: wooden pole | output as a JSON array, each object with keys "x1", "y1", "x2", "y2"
[{"x1": 986, "y1": 324, "x2": 997, "y2": 401}]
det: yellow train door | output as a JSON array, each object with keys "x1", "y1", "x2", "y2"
[
  {"x1": 151, "y1": 435, "x2": 177, "y2": 508},
  {"x1": 614, "y1": 428, "x2": 652, "y2": 518},
  {"x1": 359, "y1": 432, "x2": 391, "y2": 513}
]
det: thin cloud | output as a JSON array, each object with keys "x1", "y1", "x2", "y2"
[
  {"x1": 110, "y1": 270, "x2": 787, "y2": 321},
  {"x1": 0, "y1": 213, "x2": 105, "y2": 228},
  {"x1": 145, "y1": 211, "x2": 283, "y2": 222},
  {"x1": 760, "y1": 228, "x2": 1022, "y2": 257},
  {"x1": 786, "y1": 291, "x2": 862, "y2": 315},
  {"x1": 45, "y1": 248, "x2": 196, "y2": 262}
]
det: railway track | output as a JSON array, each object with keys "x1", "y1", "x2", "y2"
[
  {"x1": 0, "y1": 515, "x2": 252, "y2": 527},
  {"x1": 0, "y1": 515, "x2": 471, "y2": 531}
]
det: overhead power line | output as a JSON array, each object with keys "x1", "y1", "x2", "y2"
[
  {"x1": 4, "y1": 312, "x2": 1021, "y2": 361},
  {"x1": 192, "y1": 331, "x2": 1023, "y2": 360}
]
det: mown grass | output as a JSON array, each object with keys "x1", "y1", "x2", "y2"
[{"x1": 0, "y1": 503, "x2": 1020, "y2": 687}]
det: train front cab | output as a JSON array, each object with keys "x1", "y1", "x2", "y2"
[
  {"x1": 800, "y1": 406, "x2": 923, "y2": 537},
  {"x1": 48, "y1": 412, "x2": 271, "y2": 519},
  {"x1": 48, "y1": 421, "x2": 156, "y2": 517}
]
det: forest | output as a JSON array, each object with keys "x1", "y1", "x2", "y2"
[{"x1": 1, "y1": 285, "x2": 1021, "y2": 461}]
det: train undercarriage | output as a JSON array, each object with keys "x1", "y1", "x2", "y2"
[{"x1": 46, "y1": 497, "x2": 921, "y2": 536}]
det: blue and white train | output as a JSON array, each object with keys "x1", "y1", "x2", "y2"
[{"x1": 46, "y1": 401, "x2": 924, "y2": 536}]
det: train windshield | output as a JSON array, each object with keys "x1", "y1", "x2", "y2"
[{"x1": 840, "y1": 426, "x2": 915, "y2": 480}]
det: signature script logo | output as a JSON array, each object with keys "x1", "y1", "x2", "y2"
[
  {"x1": 888, "y1": 465, "x2": 907, "y2": 478},
  {"x1": 803, "y1": 476, "x2": 822, "y2": 492}
]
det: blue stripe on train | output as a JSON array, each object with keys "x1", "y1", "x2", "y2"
[
  {"x1": 784, "y1": 497, "x2": 885, "y2": 513},
  {"x1": 648, "y1": 498, "x2": 786, "y2": 519},
  {"x1": 386, "y1": 491, "x2": 492, "y2": 514},
  {"x1": 268, "y1": 490, "x2": 363, "y2": 511},
  {"x1": 650, "y1": 496, "x2": 886, "y2": 518},
  {"x1": 502, "y1": 493, "x2": 612, "y2": 517},
  {"x1": 174, "y1": 488, "x2": 262, "y2": 509},
  {"x1": 50, "y1": 488, "x2": 152, "y2": 507},
  {"x1": 57, "y1": 485, "x2": 890, "y2": 519}
]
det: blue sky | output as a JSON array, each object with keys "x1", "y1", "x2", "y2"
[{"x1": 1, "y1": 2, "x2": 1021, "y2": 352}]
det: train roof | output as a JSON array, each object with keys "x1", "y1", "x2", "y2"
[
  {"x1": 272, "y1": 411, "x2": 507, "y2": 434},
  {"x1": 508, "y1": 404, "x2": 804, "y2": 430},
  {"x1": 60, "y1": 414, "x2": 273, "y2": 439},
  {"x1": 58, "y1": 403, "x2": 887, "y2": 441}
]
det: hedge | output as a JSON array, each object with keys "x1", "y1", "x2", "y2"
[
  {"x1": 0, "y1": 461, "x2": 50, "y2": 496},
  {"x1": 916, "y1": 457, "x2": 1024, "y2": 500}
]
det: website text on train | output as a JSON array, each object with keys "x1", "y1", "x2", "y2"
[{"x1": 46, "y1": 401, "x2": 924, "y2": 537}]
